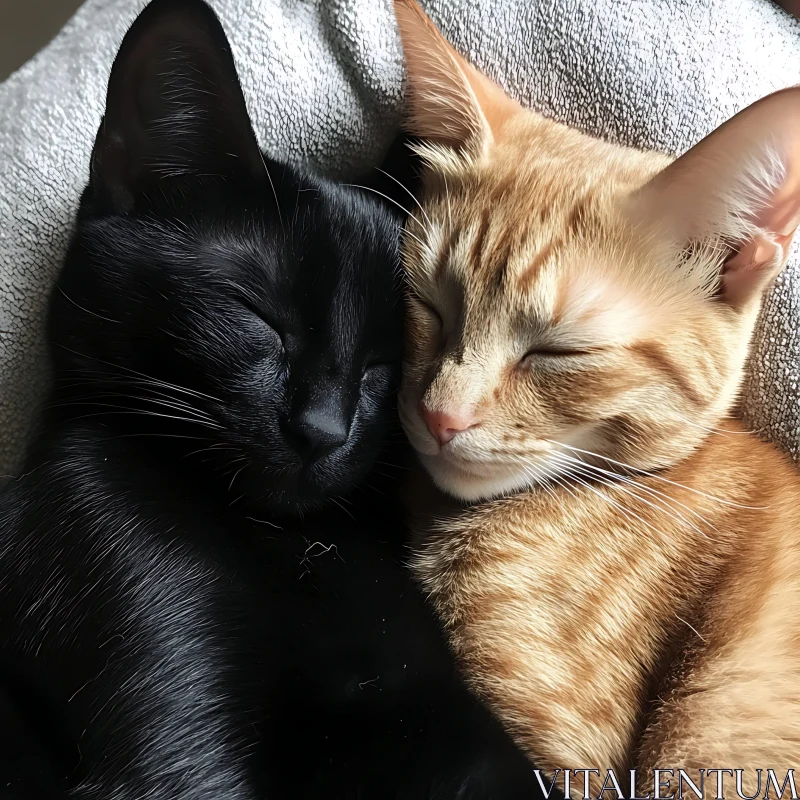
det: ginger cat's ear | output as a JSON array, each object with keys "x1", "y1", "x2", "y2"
[
  {"x1": 635, "y1": 88, "x2": 800, "y2": 309},
  {"x1": 392, "y1": 0, "x2": 522, "y2": 154}
]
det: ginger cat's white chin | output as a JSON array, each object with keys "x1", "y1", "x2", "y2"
[
  {"x1": 418, "y1": 453, "x2": 536, "y2": 502},
  {"x1": 401, "y1": 407, "x2": 551, "y2": 500}
]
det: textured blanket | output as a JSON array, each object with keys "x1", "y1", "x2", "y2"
[{"x1": 1, "y1": 0, "x2": 799, "y2": 476}]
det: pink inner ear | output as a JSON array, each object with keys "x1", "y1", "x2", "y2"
[
  {"x1": 719, "y1": 169, "x2": 800, "y2": 307},
  {"x1": 721, "y1": 234, "x2": 788, "y2": 308},
  {"x1": 757, "y1": 176, "x2": 800, "y2": 240},
  {"x1": 633, "y1": 88, "x2": 800, "y2": 309}
]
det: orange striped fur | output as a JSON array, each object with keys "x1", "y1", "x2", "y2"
[{"x1": 393, "y1": 0, "x2": 800, "y2": 793}]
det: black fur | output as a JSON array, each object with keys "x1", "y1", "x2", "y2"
[{"x1": 0, "y1": 1, "x2": 542, "y2": 797}]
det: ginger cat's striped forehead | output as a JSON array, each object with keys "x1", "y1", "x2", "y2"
[
  {"x1": 406, "y1": 119, "x2": 684, "y2": 349},
  {"x1": 394, "y1": 0, "x2": 800, "y2": 502}
]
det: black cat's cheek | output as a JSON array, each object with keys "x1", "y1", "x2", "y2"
[
  {"x1": 358, "y1": 366, "x2": 399, "y2": 415},
  {"x1": 361, "y1": 364, "x2": 396, "y2": 390},
  {"x1": 260, "y1": 326, "x2": 284, "y2": 354},
  {"x1": 233, "y1": 314, "x2": 284, "y2": 358}
]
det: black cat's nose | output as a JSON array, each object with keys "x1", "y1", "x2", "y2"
[{"x1": 285, "y1": 407, "x2": 349, "y2": 463}]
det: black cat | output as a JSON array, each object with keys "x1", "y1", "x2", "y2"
[{"x1": 0, "y1": 1, "x2": 542, "y2": 798}]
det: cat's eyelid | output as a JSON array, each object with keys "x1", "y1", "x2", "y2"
[
  {"x1": 238, "y1": 297, "x2": 283, "y2": 341},
  {"x1": 409, "y1": 292, "x2": 443, "y2": 322},
  {"x1": 523, "y1": 345, "x2": 607, "y2": 359},
  {"x1": 239, "y1": 297, "x2": 272, "y2": 324},
  {"x1": 363, "y1": 360, "x2": 395, "y2": 374}
]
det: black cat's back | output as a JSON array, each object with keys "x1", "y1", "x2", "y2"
[{"x1": 0, "y1": 431, "x2": 274, "y2": 798}]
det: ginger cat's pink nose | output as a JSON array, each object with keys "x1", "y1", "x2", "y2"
[{"x1": 420, "y1": 404, "x2": 480, "y2": 446}]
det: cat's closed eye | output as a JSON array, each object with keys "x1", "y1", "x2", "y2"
[
  {"x1": 363, "y1": 359, "x2": 396, "y2": 372},
  {"x1": 409, "y1": 293, "x2": 443, "y2": 326},
  {"x1": 361, "y1": 362, "x2": 397, "y2": 387},
  {"x1": 520, "y1": 347, "x2": 596, "y2": 363},
  {"x1": 239, "y1": 298, "x2": 284, "y2": 342}
]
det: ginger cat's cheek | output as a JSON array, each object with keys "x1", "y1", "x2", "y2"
[{"x1": 394, "y1": 0, "x2": 800, "y2": 786}]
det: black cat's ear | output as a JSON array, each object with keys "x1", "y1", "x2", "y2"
[{"x1": 91, "y1": 0, "x2": 265, "y2": 212}]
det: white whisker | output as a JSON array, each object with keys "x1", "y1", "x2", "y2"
[
  {"x1": 561, "y1": 468, "x2": 674, "y2": 544},
  {"x1": 55, "y1": 344, "x2": 224, "y2": 405},
  {"x1": 548, "y1": 452, "x2": 711, "y2": 540},
  {"x1": 402, "y1": 227, "x2": 428, "y2": 251},
  {"x1": 544, "y1": 439, "x2": 767, "y2": 510},
  {"x1": 258, "y1": 148, "x2": 284, "y2": 233},
  {"x1": 375, "y1": 167, "x2": 432, "y2": 228},
  {"x1": 228, "y1": 464, "x2": 247, "y2": 492},
  {"x1": 672, "y1": 412, "x2": 757, "y2": 437},
  {"x1": 341, "y1": 183, "x2": 423, "y2": 230},
  {"x1": 675, "y1": 613, "x2": 706, "y2": 642},
  {"x1": 69, "y1": 408, "x2": 224, "y2": 430},
  {"x1": 443, "y1": 174, "x2": 453, "y2": 234}
]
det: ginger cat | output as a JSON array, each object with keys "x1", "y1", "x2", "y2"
[{"x1": 393, "y1": 0, "x2": 800, "y2": 794}]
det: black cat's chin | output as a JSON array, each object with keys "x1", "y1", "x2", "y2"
[
  {"x1": 254, "y1": 490, "x2": 331, "y2": 517},
  {"x1": 226, "y1": 453, "x2": 368, "y2": 516},
  {"x1": 225, "y1": 427, "x2": 400, "y2": 517},
  {"x1": 248, "y1": 473, "x2": 348, "y2": 517}
]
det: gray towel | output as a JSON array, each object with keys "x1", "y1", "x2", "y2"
[{"x1": 1, "y1": 0, "x2": 799, "y2": 476}]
